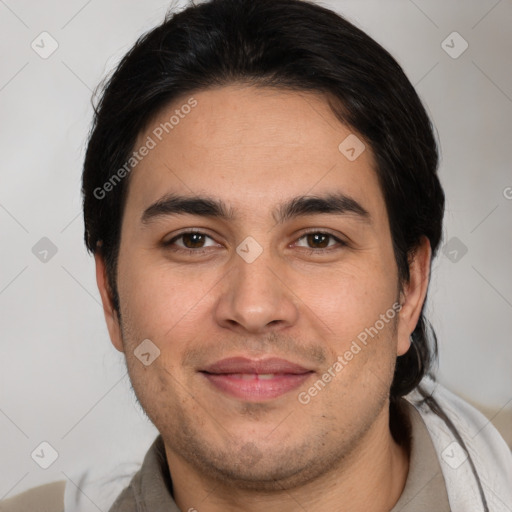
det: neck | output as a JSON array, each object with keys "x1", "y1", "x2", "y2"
[{"x1": 165, "y1": 404, "x2": 410, "y2": 512}]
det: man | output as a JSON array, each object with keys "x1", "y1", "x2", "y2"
[{"x1": 3, "y1": 0, "x2": 510, "y2": 510}]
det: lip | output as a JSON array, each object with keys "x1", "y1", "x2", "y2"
[
  {"x1": 202, "y1": 356, "x2": 311, "y2": 375},
  {"x1": 200, "y1": 357, "x2": 314, "y2": 401}
]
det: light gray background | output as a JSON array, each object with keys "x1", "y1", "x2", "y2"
[{"x1": 1, "y1": 0, "x2": 511, "y2": 502}]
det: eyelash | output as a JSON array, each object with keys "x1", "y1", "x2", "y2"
[
  {"x1": 163, "y1": 229, "x2": 347, "y2": 256},
  {"x1": 293, "y1": 230, "x2": 347, "y2": 255}
]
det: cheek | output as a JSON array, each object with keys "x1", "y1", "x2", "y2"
[
  {"x1": 117, "y1": 253, "x2": 218, "y2": 350},
  {"x1": 297, "y1": 260, "x2": 398, "y2": 344}
]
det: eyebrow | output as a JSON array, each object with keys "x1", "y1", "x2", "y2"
[{"x1": 141, "y1": 192, "x2": 371, "y2": 225}]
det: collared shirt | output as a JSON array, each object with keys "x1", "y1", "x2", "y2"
[
  {"x1": 108, "y1": 399, "x2": 450, "y2": 511},
  {"x1": 390, "y1": 400, "x2": 450, "y2": 511}
]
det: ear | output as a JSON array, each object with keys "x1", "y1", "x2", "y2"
[
  {"x1": 95, "y1": 252, "x2": 125, "y2": 353},
  {"x1": 396, "y1": 236, "x2": 432, "y2": 356}
]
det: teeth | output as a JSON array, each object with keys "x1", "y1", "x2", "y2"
[
  {"x1": 227, "y1": 373, "x2": 258, "y2": 380},
  {"x1": 224, "y1": 373, "x2": 277, "y2": 380}
]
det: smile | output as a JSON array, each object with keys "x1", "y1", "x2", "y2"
[{"x1": 200, "y1": 357, "x2": 314, "y2": 401}]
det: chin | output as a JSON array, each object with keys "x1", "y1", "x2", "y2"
[{"x1": 180, "y1": 436, "x2": 345, "y2": 492}]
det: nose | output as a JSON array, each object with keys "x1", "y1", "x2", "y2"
[{"x1": 214, "y1": 250, "x2": 299, "y2": 334}]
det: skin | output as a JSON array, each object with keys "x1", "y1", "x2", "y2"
[{"x1": 95, "y1": 84, "x2": 431, "y2": 512}]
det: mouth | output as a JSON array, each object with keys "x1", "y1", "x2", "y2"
[{"x1": 200, "y1": 357, "x2": 315, "y2": 401}]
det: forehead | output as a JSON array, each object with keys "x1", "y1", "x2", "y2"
[{"x1": 124, "y1": 85, "x2": 387, "y2": 223}]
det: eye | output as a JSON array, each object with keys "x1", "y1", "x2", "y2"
[
  {"x1": 294, "y1": 231, "x2": 345, "y2": 251},
  {"x1": 164, "y1": 231, "x2": 219, "y2": 252},
  {"x1": 163, "y1": 230, "x2": 346, "y2": 256}
]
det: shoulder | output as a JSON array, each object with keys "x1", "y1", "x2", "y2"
[
  {"x1": 107, "y1": 482, "x2": 138, "y2": 512},
  {"x1": 405, "y1": 379, "x2": 512, "y2": 510},
  {"x1": 62, "y1": 462, "x2": 142, "y2": 512},
  {"x1": 0, "y1": 477, "x2": 140, "y2": 512},
  {"x1": 408, "y1": 380, "x2": 512, "y2": 466},
  {"x1": 0, "y1": 481, "x2": 66, "y2": 512}
]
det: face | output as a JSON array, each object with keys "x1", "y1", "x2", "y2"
[{"x1": 96, "y1": 85, "x2": 428, "y2": 490}]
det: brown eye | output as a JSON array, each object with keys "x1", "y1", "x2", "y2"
[
  {"x1": 164, "y1": 231, "x2": 218, "y2": 252},
  {"x1": 181, "y1": 232, "x2": 207, "y2": 248},
  {"x1": 306, "y1": 233, "x2": 330, "y2": 248},
  {"x1": 295, "y1": 232, "x2": 342, "y2": 250}
]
